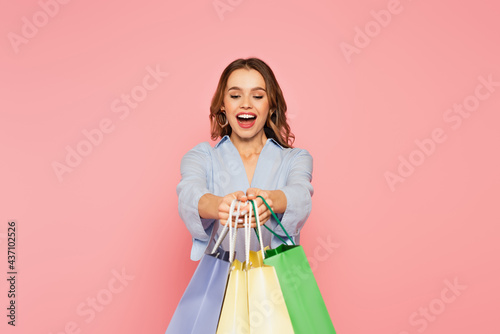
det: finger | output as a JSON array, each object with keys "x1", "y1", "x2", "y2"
[
  {"x1": 260, "y1": 212, "x2": 270, "y2": 223},
  {"x1": 220, "y1": 217, "x2": 238, "y2": 227},
  {"x1": 249, "y1": 213, "x2": 267, "y2": 226},
  {"x1": 250, "y1": 197, "x2": 260, "y2": 209},
  {"x1": 218, "y1": 201, "x2": 230, "y2": 211},
  {"x1": 237, "y1": 200, "x2": 251, "y2": 214},
  {"x1": 253, "y1": 191, "x2": 269, "y2": 203},
  {"x1": 249, "y1": 208, "x2": 271, "y2": 224},
  {"x1": 256, "y1": 197, "x2": 271, "y2": 213},
  {"x1": 246, "y1": 188, "x2": 259, "y2": 199},
  {"x1": 258, "y1": 196, "x2": 271, "y2": 207},
  {"x1": 226, "y1": 219, "x2": 241, "y2": 228},
  {"x1": 250, "y1": 215, "x2": 269, "y2": 228},
  {"x1": 218, "y1": 213, "x2": 229, "y2": 221},
  {"x1": 251, "y1": 196, "x2": 265, "y2": 209},
  {"x1": 255, "y1": 210, "x2": 270, "y2": 224},
  {"x1": 252, "y1": 202, "x2": 268, "y2": 216},
  {"x1": 228, "y1": 217, "x2": 242, "y2": 225},
  {"x1": 258, "y1": 201, "x2": 272, "y2": 215},
  {"x1": 234, "y1": 191, "x2": 246, "y2": 201},
  {"x1": 237, "y1": 218, "x2": 252, "y2": 228},
  {"x1": 259, "y1": 216, "x2": 270, "y2": 225}
]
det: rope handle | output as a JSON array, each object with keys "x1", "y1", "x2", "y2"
[
  {"x1": 210, "y1": 199, "x2": 238, "y2": 255},
  {"x1": 228, "y1": 200, "x2": 241, "y2": 263},
  {"x1": 210, "y1": 195, "x2": 295, "y2": 261},
  {"x1": 256, "y1": 195, "x2": 295, "y2": 246},
  {"x1": 249, "y1": 199, "x2": 266, "y2": 260}
]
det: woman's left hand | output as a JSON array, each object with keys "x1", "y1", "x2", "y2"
[{"x1": 240, "y1": 188, "x2": 273, "y2": 227}]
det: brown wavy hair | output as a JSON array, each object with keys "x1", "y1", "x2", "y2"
[{"x1": 209, "y1": 58, "x2": 295, "y2": 148}]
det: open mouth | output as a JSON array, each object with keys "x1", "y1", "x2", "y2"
[{"x1": 236, "y1": 113, "x2": 257, "y2": 128}]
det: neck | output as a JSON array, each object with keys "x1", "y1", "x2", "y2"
[{"x1": 230, "y1": 131, "x2": 267, "y2": 156}]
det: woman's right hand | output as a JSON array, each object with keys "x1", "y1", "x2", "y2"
[{"x1": 218, "y1": 191, "x2": 246, "y2": 227}]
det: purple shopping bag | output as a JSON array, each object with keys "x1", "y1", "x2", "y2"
[
  {"x1": 165, "y1": 249, "x2": 230, "y2": 334},
  {"x1": 166, "y1": 200, "x2": 240, "y2": 334}
]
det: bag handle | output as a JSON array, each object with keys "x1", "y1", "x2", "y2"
[
  {"x1": 245, "y1": 200, "x2": 266, "y2": 265},
  {"x1": 248, "y1": 199, "x2": 266, "y2": 259},
  {"x1": 244, "y1": 200, "x2": 252, "y2": 264},
  {"x1": 210, "y1": 199, "x2": 239, "y2": 255},
  {"x1": 250, "y1": 200, "x2": 286, "y2": 245},
  {"x1": 256, "y1": 195, "x2": 295, "y2": 246},
  {"x1": 228, "y1": 200, "x2": 241, "y2": 263}
]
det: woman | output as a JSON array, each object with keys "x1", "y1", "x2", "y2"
[{"x1": 176, "y1": 57, "x2": 313, "y2": 261}]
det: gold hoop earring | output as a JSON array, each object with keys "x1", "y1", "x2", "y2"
[
  {"x1": 270, "y1": 110, "x2": 278, "y2": 125},
  {"x1": 217, "y1": 111, "x2": 229, "y2": 128}
]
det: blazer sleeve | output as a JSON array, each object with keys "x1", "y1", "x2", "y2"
[
  {"x1": 273, "y1": 148, "x2": 314, "y2": 245},
  {"x1": 176, "y1": 143, "x2": 216, "y2": 260}
]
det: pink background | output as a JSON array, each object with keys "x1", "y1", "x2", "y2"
[{"x1": 1, "y1": 0, "x2": 499, "y2": 333}]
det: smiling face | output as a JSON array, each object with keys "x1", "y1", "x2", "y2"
[{"x1": 222, "y1": 68, "x2": 270, "y2": 143}]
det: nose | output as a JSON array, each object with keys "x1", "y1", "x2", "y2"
[{"x1": 240, "y1": 95, "x2": 252, "y2": 109}]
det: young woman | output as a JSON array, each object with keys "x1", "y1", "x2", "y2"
[{"x1": 176, "y1": 57, "x2": 313, "y2": 261}]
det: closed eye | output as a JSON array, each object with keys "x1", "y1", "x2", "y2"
[{"x1": 230, "y1": 95, "x2": 264, "y2": 99}]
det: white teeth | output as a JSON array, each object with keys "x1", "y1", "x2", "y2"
[{"x1": 238, "y1": 114, "x2": 255, "y2": 119}]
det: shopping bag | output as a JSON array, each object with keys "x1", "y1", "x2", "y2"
[
  {"x1": 247, "y1": 200, "x2": 294, "y2": 334},
  {"x1": 216, "y1": 258, "x2": 248, "y2": 334},
  {"x1": 165, "y1": 250, "x2": 230, "y2": 334},
  {"x1": 165, "y1": 200, "x2": 239, "y2": 334},
  {"x1": 216, "y1": 200, "x2": 249, "y2": 334},
  {"x1": 259, "y1": 196, "x2": 337, "y2": 334},
  {"x1": 217, "y1": 199, "x2": 294, "y2": 334}
]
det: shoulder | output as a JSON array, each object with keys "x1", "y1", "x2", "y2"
[
  {"x1": 280, "y1": 147, "x2": 313, "y2": 177},
  {"x1": 185, "y1": 141, "x2": 213, "y2": 155},
  {"x1": 268, "y1": 138, "x2": 312, "y2": 159},
  {"x1": 266, "y1": 138, "x2": 313, "y2": 165},
  {"x1": 180, "y1": 142, "x2": 214, "y2": 168},
  {"x1": 184, "y1": 136, "x2": 230, "y2": 155},
  {"x1": 282, "y1": 145, "x2": 313, "y2": 163},
  {"x1": 180, "y1": 136, "x2": 232, "y2": 165},
  {"x1": 288, "y1": 147, "x2": 312, "y2": 159}
]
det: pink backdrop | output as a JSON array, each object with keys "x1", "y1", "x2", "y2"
[{"x1": 1, "y1": 0, "x2": 499, "y2": 333}]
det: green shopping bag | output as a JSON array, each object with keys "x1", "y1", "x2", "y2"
[{"x1": 258, "y1": 196, "x2": 337, "y2": 334}]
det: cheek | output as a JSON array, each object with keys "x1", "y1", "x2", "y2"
[
  {"x1": 224, "y1": 98, "x2": 238, "y2": 110},
  {"x1": 260, "y1": 100, "x2": 270, "y2": 112},
  {"x1": 259, "y1": 103, "x2": 271, "y2": 118}
]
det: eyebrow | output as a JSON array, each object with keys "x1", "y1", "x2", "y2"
[{"x1": 227, "y1": 86, "x2": 266, "y2": 92}]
